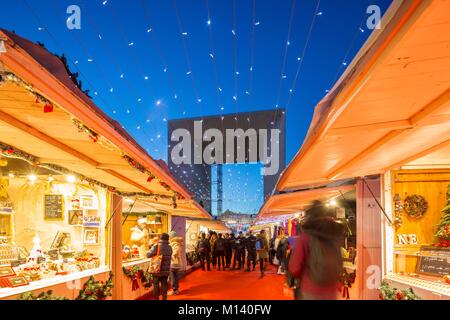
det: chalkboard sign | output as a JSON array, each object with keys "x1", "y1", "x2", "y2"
[
  {"x1": 44, "y1": 194, "x2": 64, "y2": 220},
  {"x1": 416, "y1": 246, "x2": 450, "y2": 277}
]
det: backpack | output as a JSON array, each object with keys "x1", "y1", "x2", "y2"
[
  {"x1": 255, "y1": 238, "x2": 263, "y2": 251},
  {"x1": 307, "y1": 236, "x2": 343, "y2": 285},
  {"x1": 198, "y1": 240, "x2": 208, "y2": 255},
  {"x1": 215, "y1": 239, "x2": 225, "y2": 251}
]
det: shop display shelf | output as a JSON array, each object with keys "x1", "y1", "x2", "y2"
[{"x1": 385, "y1": 273, "x2": 450, "y2": 297}]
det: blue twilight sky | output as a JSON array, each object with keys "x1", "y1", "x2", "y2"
[{"x1": 0, "y1": 0, "x2": 392, "y2": 214}]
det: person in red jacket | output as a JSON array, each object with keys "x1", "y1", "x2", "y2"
[{"x1": 289, "y1": 201, "x2": 344, "y2": 300}]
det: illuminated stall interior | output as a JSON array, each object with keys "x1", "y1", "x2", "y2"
[
  {"x1": 185, "y1": 219, "x2": 230, "y2": 254},
  {"x1": 0, "y1": 155, "x2": 110, "y2": 296},
  {"x1": 121, "y1": 199, "x2": 169, "y2": 262}
]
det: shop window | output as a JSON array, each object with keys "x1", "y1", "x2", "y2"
[
  {"x1": 391, "y1": 170, "x2": 450, "y2": 285},
  {"x1": 121, "y1": 207, "x2": 168, "y2": 262},
  {"x1": 0, "y1": 157, "x2": 109, "y2": 294}
]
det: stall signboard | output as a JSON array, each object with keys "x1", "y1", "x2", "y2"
[
  {"x1": 416, "y1": 246, "x2": 450, "y2": 277},
  {"x1": 44, "y1": 194, "x2": 64, "y2": 220}
]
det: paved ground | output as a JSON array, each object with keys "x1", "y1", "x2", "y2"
[{"x1": 166, "y1": 264, "x2": 292, "y2": 300}]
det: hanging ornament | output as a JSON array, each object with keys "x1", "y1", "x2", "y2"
[
  {"x1": 89, "y1": 135, "x2": 99, "y2": 143},
  {"x1": 146, "y1": 177, "x2": 154, "y2": 183},
  {"x1": 43, "y1": 103, "x2": 53, "y2": 113}
]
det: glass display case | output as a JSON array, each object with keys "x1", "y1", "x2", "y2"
[{"x1": 0, "y1": 157, "x2": 108, "y2": 295}]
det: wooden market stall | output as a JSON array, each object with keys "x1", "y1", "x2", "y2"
[
  {"x1": 263, "y1": 0, "x2": 450, "y2": 299},
  {"x1": 0, "y1": 29, "x2": 212, "y2": 300}
]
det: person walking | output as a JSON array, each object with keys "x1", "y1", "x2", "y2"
[
  {"x1": 245, "y1": 231, "x2": 257, "y2": 272},
  {"x1": 289, "y1": 201, "x2": 344, "y2": 300},
  {"x1": 147, "y1": 233, "x2": 173, "y2": 300},
  {"x1": 237, "y1": 231, "x2": 246, "y2": 269},
  {"x1": 224, "y1": 233, "x2": 233, "y2": 269},
  {"x1": 209, "y1": 232, "x2": 218, "y2": 269},
  {"x1": 196, "y1": 233, "x2": 211, "y2": 271},
  {"x1": 213, "y1": 233, "x2": 226, "y2": 271},
  {"x1": 230, "y1": 233, "x2": 239, "y2": 270},
  {"x1": 168, "y1": 231, "x2": 183, "y2": 295},
  {"x1": 256, "y1": 230, "x2": 269, "y2": 278},
  {"x1": 276, "y1": 230, "x2": 289, "y2": 275}
]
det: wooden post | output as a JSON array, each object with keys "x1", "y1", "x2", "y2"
[
  {"x1": 356, "y1": 177, "x2": 383, "y2": 300},
  {"x1": 111, "y1": 193, "x2": 123, "y2": 300}
]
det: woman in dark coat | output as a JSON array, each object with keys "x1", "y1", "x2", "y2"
[{"x1": 147, "y1": 233, "x2": 173, "y2": 300}]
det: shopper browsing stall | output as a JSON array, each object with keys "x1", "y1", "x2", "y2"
[
  {"x1": 196, "y1": 233, "x2": 211, "y2": 271},
  {"x1": 256, "y1": 230, "x2": 269, "y2": 278},
  {"x1": 147, "y1": 233, "x2": 173, "y2": 300},
  {"x1": 246, "y1": 231, "x2": 257, "y2": 272},
  {"x1": 168, "y1": 231, "x2": 183, "y2": 295}
]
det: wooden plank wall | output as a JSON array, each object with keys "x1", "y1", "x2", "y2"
[{"x1": 392, "y1": 169, "x2": 450, "y2": 273}]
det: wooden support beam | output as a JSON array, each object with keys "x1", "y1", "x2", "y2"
[
  {"x1": 329, "y1": 120, "x2": 412, "y2": 136},
  {"x1": 410, "y1": 89, "x2": 450, "y2": 125},
  {"x1": 386, "y1": 138, "x2": 450, "y2": 170},
  {"x1": 327, "y1": 129, "x2": 406, "y2": 180},
  {"x1": 102, "y1": 169, "x2": 153, "y2": 194},
  {"x1": 327, "y1": 88, "x2": 450, "y2": 181},
  {"x1": 0, "y1": 109, "x2": 99, "y2": 167}
]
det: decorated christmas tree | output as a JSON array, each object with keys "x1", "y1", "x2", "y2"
[{"x1": 435, "y1": 184, "x2": 450, "y2": 246}]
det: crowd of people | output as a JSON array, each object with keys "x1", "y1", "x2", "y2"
[
  {"x1": 146, "y1": 200, "x2": 345, "y2": 300},
  {"x1": 195, "y1": 229, "x2": 273, "y2": 277}
]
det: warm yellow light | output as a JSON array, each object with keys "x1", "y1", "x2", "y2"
[
  {"x1": 48, "y1": 176, "x2": 55, "y2": 182},
  {"x1": 125, "y1": 198, "x2": 134, "y2": 204},
  {"x1": 8, "y1": 172, "x2": 14, "y2": 178},
  {"x1": 66, "y1": 175, "x2": 76, "y2": 183},
  {"x1": 325, "y1": 203, "x2": 330, "y2": 207},
  {"x1": 28, "y1": 174, "x2": 37, "y2": 182},
  {"x1": 330, "y1": 200, "x2": 337, "y2": 206}
]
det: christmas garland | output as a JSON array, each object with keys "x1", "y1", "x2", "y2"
[
  {"x1": 379, "y1": 280, "x2": 421, "y2": 300},
  {"x1": 186, "y1": 251, "x2": 199, "y2": 266},
  {"x1": 18, "y1": 290, "x2": 68, "y2": 300},
  {"x1": 122, "y1": 265, "x2": 152, "y2": 290},
  {"x1": 72, "y1": 119, "x2": 99, "y2": 143},
  {"x1": 403, "y1": 194, "x2": 428, "y2": 219},
  {"x1": 0, "y1": 142, "x2": 181, "y2": 200},
  {"x1": 18, "y1": 272, "x2": 114, "y2": 300},
  {"x1": 76, "y1": 271, "x2": 114, "y2": 300}
]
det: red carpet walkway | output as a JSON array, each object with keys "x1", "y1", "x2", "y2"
[{"x1": 168, "y1": 265, "x2": 292, "y2": 300}]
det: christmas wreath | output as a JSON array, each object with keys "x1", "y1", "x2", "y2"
[
  {"x1": 122, "y1": 265, "x2": 152, "y2": 290},
  {"x1": 379, "y1": 280, "x2": 420, "y2": 300},
  {"x1": 403, "y1": 194, "x2": 428, "y2": 218}
]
